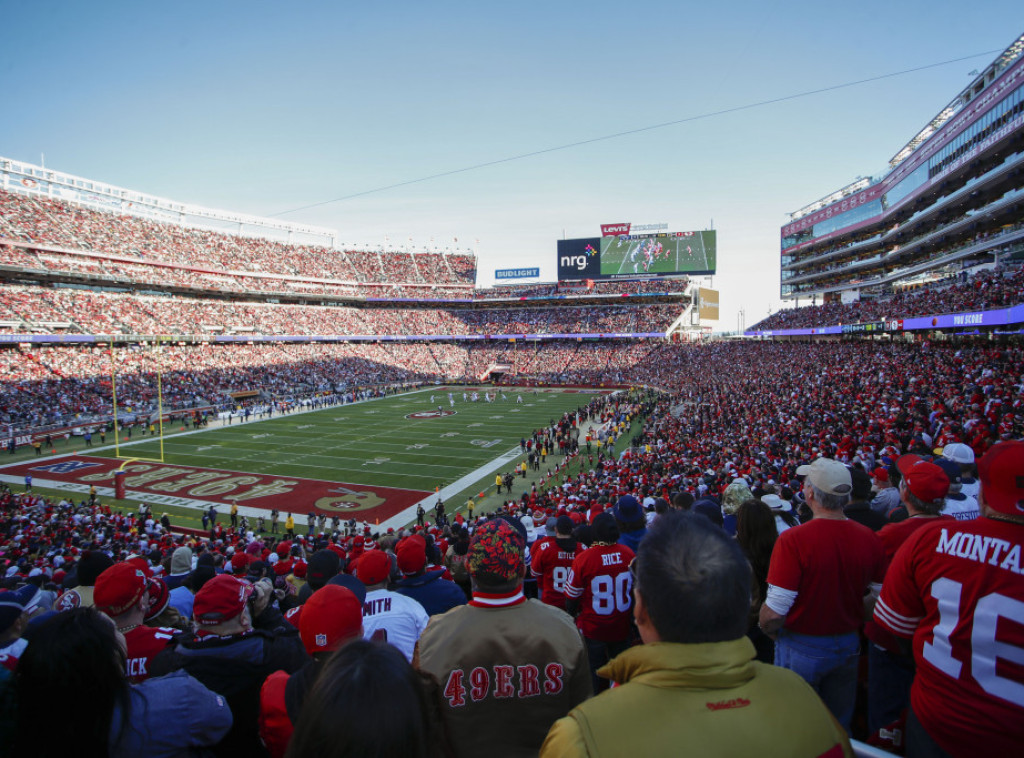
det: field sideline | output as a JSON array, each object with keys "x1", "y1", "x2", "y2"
[{"x1": 0, "y1": 386, "x2": 615, "y2": 531}]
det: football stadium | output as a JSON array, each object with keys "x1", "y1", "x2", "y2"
[{"x1": 2, "y1": 14, "x2": 1023, "y2": 758}]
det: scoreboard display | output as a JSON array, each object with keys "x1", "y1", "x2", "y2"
[{"x1": 557, "y1": 230, "x2": 716, "y2": 281}]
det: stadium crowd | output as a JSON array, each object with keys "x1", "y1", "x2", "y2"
[
  {"x1": 0, "y1": 284, "x2": 681, "y2": 338},
  {"x1": 0, "y1": 338, "x2": 1022, "y2": 755},
  {"x1": 753, "y1": 260, "x2": 1024, "y2": 331}
]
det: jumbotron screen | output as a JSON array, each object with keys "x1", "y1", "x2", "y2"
[{"x1": 556, "y1": 230, "x2": 716, "y2": 281}]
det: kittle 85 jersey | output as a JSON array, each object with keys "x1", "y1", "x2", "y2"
[
  {"x1": 564, "y1": 542, "x2": 635, "y2": 642},
  {"x1": 874, "y1": 518, "x2": 1024, "y2": 755},
  {"x1": 530, "y1": 537, "x2": 576, "y2": 610}
]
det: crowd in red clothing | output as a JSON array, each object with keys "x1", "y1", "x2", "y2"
[{"x1": 751, "y1": 263, "x2": 1024, "y2": 331}]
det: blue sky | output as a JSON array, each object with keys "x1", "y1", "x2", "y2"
[{"x1": 1, "y1": 2, "x2": 1019, "y2": 330}]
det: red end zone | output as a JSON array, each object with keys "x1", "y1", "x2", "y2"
[{"x1": 2, "y1": 456, "x2": 428, "y2": 522}]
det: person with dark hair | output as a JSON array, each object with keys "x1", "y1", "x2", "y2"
[
  {"x1": 287, "y1": 639, "x2": 453, "y2": 758},
  {"x1": 14, "y1": 607, "x2": 231, "y2": 758},
  {"x1": 564, "y1": 512, "x2": 635, "y2": 693},
  {"x1": 735, "y1": 499, "x2": 778, "y2": 663},
  {"x1": 759, "y1": 457, "x2": 886, "y2": 732},
  {"x1": 531, "y1": 514, "x2": 578, "y2": 611},
  {"x1": 542, "y1": 512, "x2": 852, "y2": 757},
  {"x1": 415, "y1": 516, "x2": 591, "y2": 757},
  {"x1": 54, "y1": 549, "x2": 113, "y2": 611},
  {"x1": 844, "y1": 467, "x2": 887, "y2": 531},
  {"x1": 260, "y1": 585, "x2": 365, "y2": 758},
  {"x1": 611, "y1": 495, "x2": 646, "y2": 553}
]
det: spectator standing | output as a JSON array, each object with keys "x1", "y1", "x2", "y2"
[
  {"x1": 355, "y1": 549, "x2": 428, "y2": 661},
  {"x1": 531, "y1": 515, "x2": 578, "y2": 612},
  {"x1": 415, "y1": 516, "x2": 591, "y2": 757},
  {"x1": 873, "y1": 441, "x2": 1024, "y2": 756},
  {"x1": 564, "y1": 512, "x2": 636, "y2": 693},
  {"x1": 759, "y1": 457, "x2": 886, "y2": 732}
]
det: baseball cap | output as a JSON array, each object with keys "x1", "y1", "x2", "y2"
[
  {"x1": 934, "y1": 458, "x2": 963, "y2": 486},
  {"x1": 355, "y1": 550, "x2": 391, "y2": 586},
  {"x1": 306, "y1": 550, "x2": 341, "y2": 588},
  {"x1": 396, "y1": 535, "x2": 427, "y2": 576},
  {"x1": 872, "y1": 466, "x2": 890, "y2": 485},
  {"x1": 299, "y1": 585, "x2": 363, "y2": 655},
  {"x1": 796, "y1": 458, "x2": 853, "y2": 496},
  {"x1": 613, "y1": 495, "x2": 643, "y2": 523},
  {"x1": 978, "y1": 440, "x2": 1024, "y2": 516},
  {"x1": 327, "y1": 572, "x2": 367, "y2": 604},
  {"x1": 941, "y1": 443, "x2": 975, "y2": 465},
  {"x1": 94, "y1": 562, "x2": 149, "y2": 616},
  {"x1": 0, "y1": 584, "x2": 42, "y2": 633},
  {"x1": 897, "y1": 454, "x2": 950, "y2": 503},
  {"x1": 692, "y1": 499, "x2": 724, "y2": 527},
  {"x1": 468, "y1": 518, "x2": 526, "y2": 585},
  {"x1": 144, "y1": 578, "x2": 170, "y2": 622},
  {"x1": 193, "y1": 574, "x2": 254, "y2": 626}
]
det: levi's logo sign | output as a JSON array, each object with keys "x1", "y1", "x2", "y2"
[{"x1": 601, "y1": 223, "x2": 631, "y2": 236}]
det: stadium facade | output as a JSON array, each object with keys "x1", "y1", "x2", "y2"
[{"x1": 778, "y1": 32, "x2": 1024, "y2": 308}]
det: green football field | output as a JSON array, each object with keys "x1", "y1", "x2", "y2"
[
  {"x1": 3, "y1": 386, "x2": 617, "y2": 531},
  {"x1": 600, "y1": 233, "x2": 716, "y2": 275},
  {"x1": 98, "y1": 386, "x2": 604, "y2": 491}
]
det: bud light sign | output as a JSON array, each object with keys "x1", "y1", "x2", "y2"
[{"x1": 495, "y1": 267, "x2": 540, "y2": 280}]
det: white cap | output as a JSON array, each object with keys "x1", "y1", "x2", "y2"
[{"x1": 941, "y1": 443, "x2": 975, "y2": 465}]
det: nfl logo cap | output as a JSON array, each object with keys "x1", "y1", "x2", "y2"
[{"x1": 299, "y1": 585, "x2": 363, "y2": 655}]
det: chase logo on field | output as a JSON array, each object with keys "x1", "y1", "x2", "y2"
[{"x1": 406, "y1": 410, "x2": 457, "y2": 419}]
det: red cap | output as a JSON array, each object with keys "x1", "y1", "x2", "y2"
[
  {"x1": 396, "y1": 535, "x2": 427, "y2": 576},
  {"x1": 299, "y1": 585, "x2": 362, "y2": 654},
  {"x1": 979, "y1": 440, "x2": 1024, "y2": 516},
  {"x1": 872, "y1": 466, "x2": 890, "y2": 484},
  {"x1": 144, "y1": 578, "x2": 170, "y2": 622},
  {"x1": 897, "y1": 454, "x2": 950, "y2": 503},
  {"x1": 193, "y1": 574, "x2": 253, "y2": 626},
  {"x1": 94, "y1": 562, "x2": 149, "y2": 616},
  {"x1": 292, "y1": 561, "x2": 307, "y2": 579},
  {"x1": 356, "y1": 550, "x2": 390, "y2": 585}
]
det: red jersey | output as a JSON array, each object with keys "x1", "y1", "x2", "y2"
[
  {"x1": 874, "y1": 517, "x2": 1024, "y2": 756},
  {"x1": 564, "y1": 542, "x2": 635, "y2": 642},
  {"x1": 530, "y1": 537, "x2": 577, "y2": 610},
  {"x1": 767, "y1": 518, "x2": 885, "y2": 635},
  {"x1": 123, "y1": 625, "x2": 178, "y2": 683},
  {"x1": 865, "y1": 515, "x2": 954, "y2": 652}
]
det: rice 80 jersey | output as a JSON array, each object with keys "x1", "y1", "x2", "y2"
[
  {"x1": 564, "y1": 542, "x2": 635, "y2": 642},
  {"x1": 874, "y1": 518, "x2": 1024, "y2": 755},
  {"x1": 530, "y1": 537, "x2": 577, "y2": 610}
]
